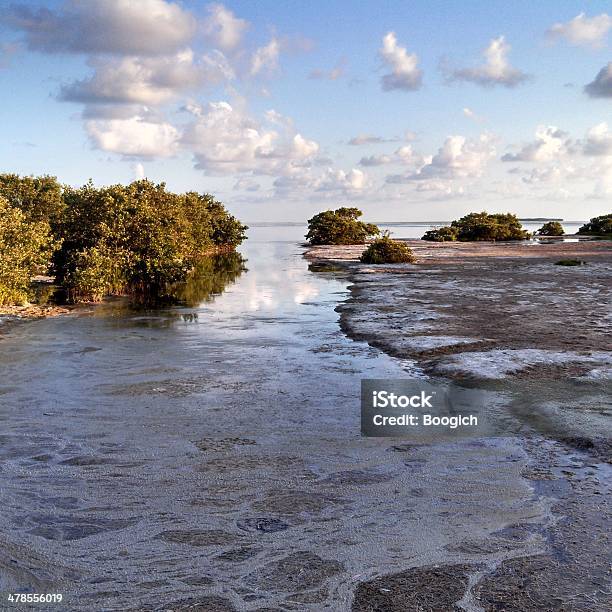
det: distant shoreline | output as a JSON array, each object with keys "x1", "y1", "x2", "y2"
[{"x1": 247, "y1": 219, "x2": 583, "y2": 226}]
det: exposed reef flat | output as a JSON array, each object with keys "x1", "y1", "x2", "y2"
[
  {"x1": 307, "y1": 238, "x2": 612, "y2": 610},
  {"x1": 305, "y1": 239, "x2": 612, "y2": 382}
]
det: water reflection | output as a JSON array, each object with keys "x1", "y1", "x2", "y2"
[{"x1": 168, "y1": 251, "x2": 247, "y2": 307}]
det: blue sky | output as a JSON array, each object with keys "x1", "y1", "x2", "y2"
[{"x1": 0, "y1": 1, "x2": 611, "y2": 221}]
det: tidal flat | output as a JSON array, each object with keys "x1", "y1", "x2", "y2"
[
  {"x1": 0, "y1": 232, "x2": 610, "y2": 611},
  {"x1": 308, "y1": 237, "x2": 612, "y2": 610}
]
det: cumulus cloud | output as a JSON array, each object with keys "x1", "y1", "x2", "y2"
[
  {"x1": 414, "y1": 134, "x2": 496, "y2": 179},
  {"x1": 547, "y1": 13, "x2": 611, "y2": 48},
  {"x1": 379, "y1": 32, "x2": 422, "y2": 91},
  {"x1": 202, "y1": 3, "x2": 249, "y2": 52},
  {"x1": 86, "y1": 116, "x2": 180, "y2": 158},
  {"x1": 585, "y1": 62, "x2": 612, "y2": 98},
  {"x1": 234, "y1": 177, "x2": 261, "y2": 191},
  {"x1": 182, "y1": 101, "x2": 319, "y2": 176},
  {"x1": 4, "y1": 0, "x2": 196, "y2": 56},
  {"x1": 60, "y1": 50, "x2": 234, "y2": 107},
  {"x1": 132, "y1": 162, "x2": 146, "y2": 180},
  {"x1": 385, "y1": 134, "x2": 495, "y2": 186},
  {"x1": 521, "y1": 166, "x2": 563, "y2": 184},
  {"x1": 359, "y1": 154, "x2": 392, "y2": 166},
  {"x1": 272, "y1": 164, "x2": 371, "y2": 198},
  {"x1": 348, "y1": 134, "x2": 392, "y2": 145},
  {"x1": 501, "y1": 126, "x2": 569, "y2": 162},
  {"x1": 444, "y1": 36, "x2": 529, "y2": 88},
  {"x1": 583, "y1": 122, "x2": 612, "y2": 156},
  {"x1": 250, "y1": 38, "x2": 281, "y2": 76},
  {"x1": 316, "y1": 168, "x2": 368, "y2": 191}
]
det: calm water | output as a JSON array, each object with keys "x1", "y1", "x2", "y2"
[{"x1": 0, "y1": 226, "x2": 589, "y2": 610}]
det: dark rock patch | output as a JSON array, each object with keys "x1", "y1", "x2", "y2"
[
  {"x1": 157, "y1": 529, "x2": 240, "y2": 547},
  {"x1": 194, "y1": 437, "x2": 256, "y2": 452},
  {"x1": 215, "y1": 547, "x2": 261, "y2": 562},
  {"x1": 352, "y1": 563, "x2": 476, "y2": 612},
  {"x1": 247, "y1": 551, "x2": 344, "y2": 593}
]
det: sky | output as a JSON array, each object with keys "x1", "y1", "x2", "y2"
[{"x1": 0, "y1": 1, "x2": 611, "y2": 222}]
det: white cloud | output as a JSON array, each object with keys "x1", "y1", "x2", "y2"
[
  {"x1": 522, "y1": 166, "x2": 563, "y2": 184},
  {"x1": 316, "y1": 168, "x2": 368, "y2": 191},
  {"x1": 348, "y1": 134, "x2": 392, "y2": 145},
  {"x1": 384, "y1": 134, "x2": 495, "y2": 188},
  {"x1": 379, "y1": 32, "x2": 422, "y2": 91},
  {"x1": 4, "y1": 0, "x2": 196, "y2": 56},
  {"x1": 132, "y1": 162, "x2": 146, "y2": 180},
  {"x1": 502, "y1": 126, "x2": 569, "y2": 162},
  {"x1": 547, "y1": 13, "x2": 611, "y2": 48},
  {"x1": 359, "y1": 154, "x2": 392, "y2": 166},
  {"x1": 86, "y1": 116, "x2": 180, "y2": 158},
  {"x1": 234, "y1": 177, "x2": 261, "y2": 191},
  {"x1": 583, "y1": 122, "x2": 612, "y2": 156},
  {"x1": 444, "y1": 36, "x2": 529, "y2": 88},
  {"x1": 590, "y1": 161, "x2": 612, "y2": 198},
  {"x1": 202, "y1": 3, "x2": 249, "y2": 52},
  {"x1": 61, "y1": 49, "x2": 234, "y2": 106},
  {"x1": 463, "y1": 107, "x2": 485, "y2": 123},
  {"x1": 182, "y1": 101, "x2": 319, "y2": 176},
  {"x1": 585, "y1": 62, "x2": 612, "y2": 98},
  {"x1": 414, "y1": 134, "x2": 496, "y2": 179},
  {"x1": 250, "y1": 38, "x2": 281, "y2": 76}
]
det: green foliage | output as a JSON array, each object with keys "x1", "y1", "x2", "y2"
[
  {"x1": 360, "y1": 234, "x2": 416, "y2": 264},
  {"x1": 578, "y1": 214, "x2": 612, "y2": 236},
  {"x1": 0, "y1": 197, "x2": 56, "y2": 305},
  {"x1": 56, "y1": 180, "x2": 247, "y2": 303},
  {"x1": 306, "y1": 207, "x2": 379, "y2": 245},
  {"x1": 0, "y1": 175, "x2": 247, "y2": 306},
  {"x1": 422, "y1": 212, "x2": 529, "y2": 242},
  {"x1": 536, "y1": 221, "x2": 564, "y2": 236},
  {"x1": 422, "y1": 226, "x2": 459, "y2": 242},
  {"x1": 0, "y1": 173, "x2": 64, "y2": 230}
]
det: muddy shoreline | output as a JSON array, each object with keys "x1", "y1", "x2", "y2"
[{"x1": 306, "y1": 238, "x2": 612, "y2": 611}]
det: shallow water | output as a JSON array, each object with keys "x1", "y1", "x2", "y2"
[{"x1": 0, "y1": 228, "x2": 551, "y2": 611}]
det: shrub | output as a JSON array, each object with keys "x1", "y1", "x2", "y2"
[
  {"x1": 0, "y1": 173, "x2": 64, "y2": 230},
  {"x1": 422, "y1": 226, "x2": 458, "y2": 242},
  {"x1": 0, "y1": 197, "x2": 56, "y2": 305},
  {"x1": 0, "y1": 175, "x2": 247, "y2": 304},
  {"x1": 451, "y1": 212, "x2": 530, "y2": 241},
  {"x1": 578, "y1": 214, "x2": 612, "y2": 236},
  {"x1": 536, "y1": 221, "x2": 564, "y2": 236},
  {"x1": 56, "y1": 180, "x2": 247, "y2": 302},
  {"x1": 422, "y1": 212, "x2": 529, "y2": 242},
  {"x1": 360, "y1": 235, "x2": 416, "y2": 264},
  {"x1": 306, "y1": 207, "x2": 379, "y2": 245}
]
